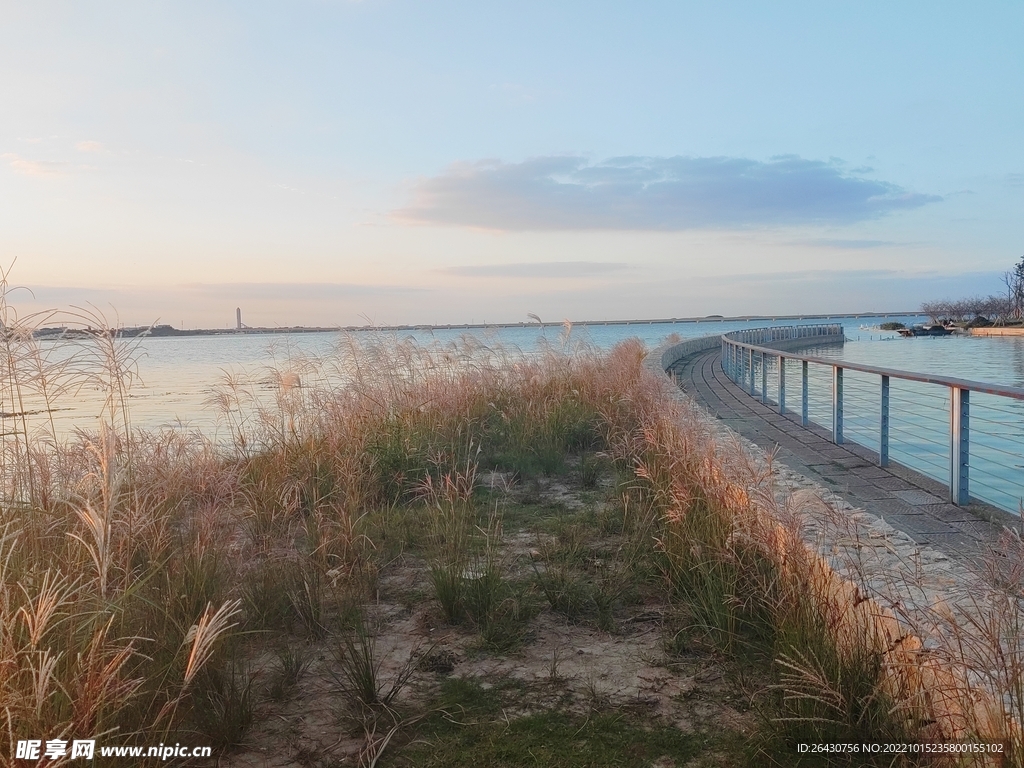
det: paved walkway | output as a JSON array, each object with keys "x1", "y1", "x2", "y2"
[{"x1": 671, "y1": 347, "x2": 1014, "y2": 559}]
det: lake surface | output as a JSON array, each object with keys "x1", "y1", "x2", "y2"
[
  {"x1": 803, "y1": 334, "x2": 1024, "y2": 514},
  {"x1": 23, "y1": 314, "x2": 922, "y2": 439},
  {"x1": 18, "y1": 313, "x2": 1024, "y2": 518},
  {"x1": 19, "y1": 312, "x2": 1024, "y2": 514}
]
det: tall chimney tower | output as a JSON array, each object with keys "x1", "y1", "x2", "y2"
[{"x1": 236, "y1": 307, "x2": 242, "y2": 331}]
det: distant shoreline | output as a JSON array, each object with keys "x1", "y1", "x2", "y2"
[
  {"x1": 33, "y1": 311, "x2": 924, "y2": 339},
  {"x1": 379, "y1": 311, "x2": 922, "y2": 332},
  {"x1": 32, "y1": 324, "x2": 343, "y2": 339}
]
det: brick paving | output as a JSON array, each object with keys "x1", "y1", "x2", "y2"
[{"x1": 671, "y1": 348, "x2": 1017, "y2": 559}]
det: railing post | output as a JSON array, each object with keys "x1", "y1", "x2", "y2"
[
  {"x1": 950, "y1": 387, "x2": 970, "y2": 506},
  {"x1": 880, "y1": 375, "x2": 890, "y2": 467},
  {"x1": 760, "y1": 352, "x2": 768, "y2": 403},
  {"x1": 778, "y1": 356, "x2": 786, "y2": 414},
  {"x1": 832, "y1": 366, "x2": 844, "y2": 444},
  {"x1": 801, "y1": 361, "x2": 809, "y2": 426},
  {"x1": 748, "y1": 348, "x2": 756, "y2": 396}
]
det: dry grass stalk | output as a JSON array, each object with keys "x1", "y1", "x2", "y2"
[{"x1": 0, "y1": 277, "x2": 1021, "y2": 763}]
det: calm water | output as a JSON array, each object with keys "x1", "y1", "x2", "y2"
[
  {"x1": 17, "y1": 313, "x2": 1024, "y2": 511},
  {"x1": 26, "y1": 315, "x2": 921, "y2": 438},
  {"x1": 806, "y1": 334, "x2": 1024, "y2": 513}
]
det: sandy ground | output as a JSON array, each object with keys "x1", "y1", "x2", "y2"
[{"x1": 220, "y1": 473, "x2": 759, "y2": 768}]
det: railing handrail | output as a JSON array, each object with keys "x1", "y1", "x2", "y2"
[
  {"x1": 720, "y1": 325, "x2": 1024, "y2": 511},
  {"x1": 724, "y1": 336, "x2": 1024, "y2": 401}
]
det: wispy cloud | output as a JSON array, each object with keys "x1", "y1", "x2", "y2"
[
  {"x1": 18, "y1": 282, "x2": 430, "y2": 328},
  {"x1": 76, "y1": 140, "x2": 104, "y2": 153},
  {"x1": 1, "y1": 153, "x2": 67, "y2": 178},
  {"x1": 29, "y1": 282, "x2": 426, "y2": 306},
  {"x1": 440, "y1": 261, "x2": 629, "y2": 278},
  {"x1": 698, "y1": 268, "x2": 917, "y2": 285},
  {"x1": 396, "y1": 155, "x2": 942, "y2": 231},
  {"x1": 798, "y1": 238, "x2": 901, "y2": 249}
]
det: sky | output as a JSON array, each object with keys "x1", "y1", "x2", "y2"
[{"x1": 1, "y1": 1, "x2": 1021, "y2": 327}]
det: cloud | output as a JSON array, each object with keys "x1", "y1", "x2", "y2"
[
  {"x1": 697, "y1": 268, "x2": 918, "y2": 285},
  {"x1": 76, "y1": 140, "x2": 104, "y2": 153},
  {"x1": 16, "y1": 282, "x2": 431, "y2": 329},
  {"x1": 799, "y1": 238, "x2": 900, "y2": 249},
  {"x1": 189, "y1": 282, "x2": 428, "y2": 301},
  {"x1": 1, "y1": 153, "x2": 67, "y2": 178},
  {"x1": 440, "y1": 261, "x2": 629, "y2": 278},
  {"x1": 396, "y1": 155, "x2": 942, "y2": 231}
]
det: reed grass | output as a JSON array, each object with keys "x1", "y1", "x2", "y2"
[
  {"x1": 330, "y1": 616, "x2": 418, "y2": 718},
  {"x1": 266, "y1": 644, "x2": 312, "y2": 702},
  {"x1": 0, "y1": 278, "x2": 1020, "y2": 765}
]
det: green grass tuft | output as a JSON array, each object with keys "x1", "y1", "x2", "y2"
[{"x1": 399, "y1": 677, "x2": 718, "y2": 768}]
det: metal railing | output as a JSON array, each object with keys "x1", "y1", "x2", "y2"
[{"x1": 721, "y1": 326, "x2": 1024, "y2": 513}]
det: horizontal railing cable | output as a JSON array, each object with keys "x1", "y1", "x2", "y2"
[{"x1": 720, "y1": 326, "x2": 1024, "y2": 513}]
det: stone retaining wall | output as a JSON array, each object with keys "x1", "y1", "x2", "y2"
[
  {"x1": 755, "y1": 334, "x2": 844, "y2": 352},
  {"x1": 652, "y1": 334, "x2": 723, "y2": 373},
  {"x1": 644, "y1": 327, "x2": 1013, "y2": 751},
  {"x1": 649, "y1": 328, "x2": 844, "y2": 376},
  {"x1": 970, "y1": 326, "x2": 1024, "y2": 336}
]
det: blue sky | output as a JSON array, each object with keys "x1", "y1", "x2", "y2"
[{"x1": 1, "y1": 1, "x2": 1021, "y2": 326}]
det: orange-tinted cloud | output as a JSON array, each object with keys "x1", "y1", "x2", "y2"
[{"x1": 1, "y1": 153, "x2": 67, "y2": 178}]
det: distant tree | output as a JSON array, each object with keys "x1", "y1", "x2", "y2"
[
  {"x1": 1002, "y1": 255, "x2": 1024, "y2": 320},
  {"x1": 921, "y1": 300, "x2": 942, "y2": 321},
  {"x1": 922, "y1": 294, "x2": 1012, "y2": 324},
  {"x1": 922, "y1": 257, "x2": 1023, "y2": 324},
  {"x1": 979, "y1": 294, "x2": 1011, "y2": 319}
]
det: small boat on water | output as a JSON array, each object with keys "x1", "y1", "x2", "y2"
[{"x1": 897, "y1": 324, "x2": 953, "y2": 337}]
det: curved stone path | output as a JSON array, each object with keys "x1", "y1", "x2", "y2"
[{"x1": 670, "y1": 347, "x2": 1014, "y2": 559}]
